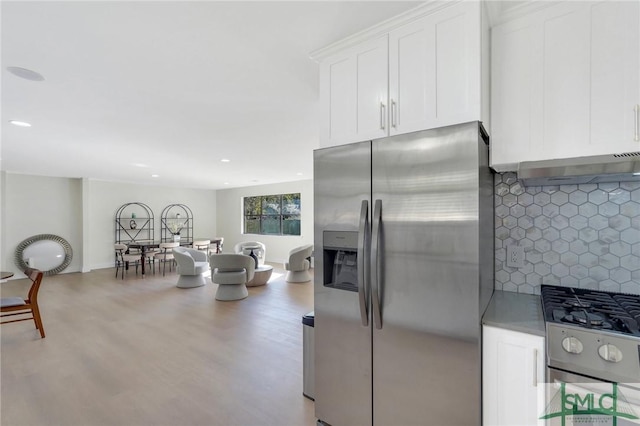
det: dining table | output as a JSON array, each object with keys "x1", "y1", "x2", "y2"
[
  {"x1": 127, "y1": 241, "x2": 193, "y2": 276},
  {"x1": 127, "y1": 241, "x2": 161, "y2": 276}
]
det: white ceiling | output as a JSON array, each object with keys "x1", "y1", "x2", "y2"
[{"x1": 1, "y1": 1, "x2": 424, "y2": 190}]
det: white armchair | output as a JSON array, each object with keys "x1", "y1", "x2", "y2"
[
  {"x1": 209, "y1": 254, "x2": 255, "y2": 301},
  {"x1": 173, "y1": 247, "x2": 209, "y2": 288},
  {"x1": 284, "y1": 244, "x2": 313, "y2": 283},
  {"x1": 234, "y1": 241, "x2": 266, "y2": 265}
]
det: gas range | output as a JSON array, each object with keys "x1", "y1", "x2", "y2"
[{"x1": 541, "y1": 285, "x2": 640, "y2": 384}]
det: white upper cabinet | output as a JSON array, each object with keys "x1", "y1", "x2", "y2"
[
  {"x1": 320, "y1": 36, "x2": 388, "y2": 146},
  {"x1": 389, "y1": 1, "x2": 483, "y2": 135},
  {"x1": 316, "y1": 1, "x2": 488, "y2": 148},
  {"x1": 491, "y1": 0, "x2": 640, "y2": 171},
  {"x1": 590, "y1": 1, "x2": 640, "y2": 153}
]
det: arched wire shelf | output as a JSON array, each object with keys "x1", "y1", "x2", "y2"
[
  {"x1": 15, "y1": 234, "x2": 73, "y2": 276},
  {"x1": 115, "y1": 202, "x2": 155, "y2": 244},
  {"x1": 160, "y1": 204, "x2": 193, "y2": 244}
]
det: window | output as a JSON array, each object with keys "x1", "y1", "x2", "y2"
[{"x1": 243, "y1": 193, "x2": 301, "y2": 235}]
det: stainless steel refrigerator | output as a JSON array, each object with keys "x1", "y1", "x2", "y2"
[{"x1": 313, "y1": 121, "x2": 494, "y2": 426}]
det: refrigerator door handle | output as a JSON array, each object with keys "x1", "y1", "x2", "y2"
[
  {"x1": 357, "y1": 200, "x2": 369, "y2": 326},
  {"x1": 371, "y1": 199, "x2": 382, "y2": 329}
]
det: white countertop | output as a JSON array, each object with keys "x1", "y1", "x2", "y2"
[{"x1": 482, "y1": 290, "x2": 545, "y2": 336}]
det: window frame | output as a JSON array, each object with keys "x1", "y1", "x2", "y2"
[{"x1": 243, "y1": 193, "x2": 301, "y2": 236}]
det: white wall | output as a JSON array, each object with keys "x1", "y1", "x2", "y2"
[
  {"x1": 87, "y1": 180, "x2": 217, "y2": 269},
  {"x1": 216, "y1": 179, "x2": 313, "y2": 264},
  {"x1": 2, "y1": 174, "x2": 83, "y2": 278},
  {"x1": 1, "y1": 173, "x2": 217, "y2": 276},
  {"x1": 1, "y1": 173, "x2": 312, "y2": 276}
]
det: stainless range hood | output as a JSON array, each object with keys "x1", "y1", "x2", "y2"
[{"x1": 518, "y1": 152, "x2": 640, "y2": 186}]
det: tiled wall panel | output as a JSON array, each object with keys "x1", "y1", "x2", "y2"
[{"x1": 495, "y1": 173, "x2": 640, "y2": 295}]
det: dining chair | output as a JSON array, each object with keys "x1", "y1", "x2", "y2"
[
  {"x1": 0, "y1": 268, "x2": 46, "y2": 338},
  {"x1": 154, "y1": 242, "x2": 179, "y2": 276},
  {"x1": 139, "y1": 245, "x2": 159, "y2": 273},
  {"x1": 209, "y1": 237, "x2": 224, "y2": 255},
  {"x1": 193, "y1": 240, "x2": 211, "y2": 253},
  {"x1": 114, "y1": 243, "x2": 141, "y2": 279}
]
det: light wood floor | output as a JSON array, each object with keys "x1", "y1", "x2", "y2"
[{"x1": 0, "y1": 263, "x2": 316, "y2": 426}]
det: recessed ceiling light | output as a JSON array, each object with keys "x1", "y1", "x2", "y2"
[
  {"x1": 9, "y1": 120, "x2": 31, "y2": 127},
  {"x1": 151, "y1": 174, "x2": 159, "y2": 178},
  {"x1": 221, "y1": 159, "x2": 231, "y2": 163},
  {"x1": 224, "y1": 182, "x2": 229, "y2": 185},
  {"x1": 131, "y1": 163, "x2": 149, "y2": 168},
  {"x1": 6, "y1": 66, "x2": 45, "y2": 81},
  {"x1": 296, "y1": 172, "x2": 303, "y2": 176}
]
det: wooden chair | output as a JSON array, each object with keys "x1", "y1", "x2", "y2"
[{"x1": 0, "y1": 268, "x2": 46, "y2": 338}]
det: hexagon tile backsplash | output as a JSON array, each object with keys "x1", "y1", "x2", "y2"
[{"x1": 495, "y1": 173, "x2": 640, "y2": 296}]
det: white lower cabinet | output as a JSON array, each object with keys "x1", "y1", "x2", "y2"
[{"x1": 483, "y1": 325, "x2": 545, "y2": 426}]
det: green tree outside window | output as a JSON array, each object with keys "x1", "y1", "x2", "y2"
[{"x1": 243, "y1": 193, "x2": 300, "y2": 235}]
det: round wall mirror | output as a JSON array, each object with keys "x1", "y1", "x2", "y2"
[{"x1": 14, "y1": 234, "x2": 73, "y2": 276}]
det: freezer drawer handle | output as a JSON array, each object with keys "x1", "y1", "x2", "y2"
[
  {"x1": 371, "y1": 199, "x2": 382, "y2": 329},
  {"x1": 357, "y1": 200, "x2": 369, "y2": 327}
]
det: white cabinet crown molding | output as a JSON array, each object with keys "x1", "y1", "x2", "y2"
[
  {"x1": 487, "y1": 1, "x2": 565, "y2": 27},
  {"x1": 310, "y1": 0, "x2": 563, "y2": 63},
  {"x1": 309, "y1": 1, "x2": 459, "y2": 62}
]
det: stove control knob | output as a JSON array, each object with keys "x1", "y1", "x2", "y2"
[
  {"x1": 561, "y1": 337, "x2": 583, "y2": 354},
  {"x1": 598, "y1": 344, "x2": 623, "y2": 363}
]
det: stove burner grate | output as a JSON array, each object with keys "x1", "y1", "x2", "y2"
[
  {"x1": 564, "y1": 300, "x2": 592, "y2": 309},
  {"x1": 541, "y1": 285, "x2": 640, "y2": 337},
  {"x1": 565, "y1": 311, "x2": 605, "y2": 327}
]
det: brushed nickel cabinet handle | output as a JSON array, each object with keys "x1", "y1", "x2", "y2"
[
  {"x1": 635, "y1": 104, "x2": 639, "y2": 142},
  {"x1": 391, "y1": 99, "x2": 397, "y2": 128},
  {"x1": 533, "y1": 348, "x2": 538, "y2": 387},
  {"x1": 380, "y1": 102, "x2": 386, "y2": 130}
]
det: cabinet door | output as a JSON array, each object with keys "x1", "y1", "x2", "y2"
[
  {"x1": 388, "y1": 13, "x2": 434, "y2": 135},
  {"x1": 320, "y1": 51, "x2": 357, "y2": 147},
  {"x1": 491, "y1": 1, "x2": 640, "y2": 170},
  {"x1": 492, "y1": 2, "x2": 590, "y2": 169},
  {"x1": 319, "y1": 36, "x2": 388, "y2": 147},
  {"x1": 590, "y1": 0, "x2": 640, "y2": 153},
  {"x1": 389, "y1": 1, "x2": 482, "y2": 135},
  {"x1": 540, "y1": 3, "x2": 591, "y2": 160},
  {"x1": 490, "y1": 15, "x2": 538, "y2": 170},
  {"x1": 483, "y1": 325, "x2": 545, "y2": 426},
  {"x1": 355, "y1": 36, "x2": 389, "y2": 142}
]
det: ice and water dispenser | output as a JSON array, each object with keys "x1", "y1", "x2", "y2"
[{"x1": 322, "y1": 231, "x2": 359, "y2": 292}]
